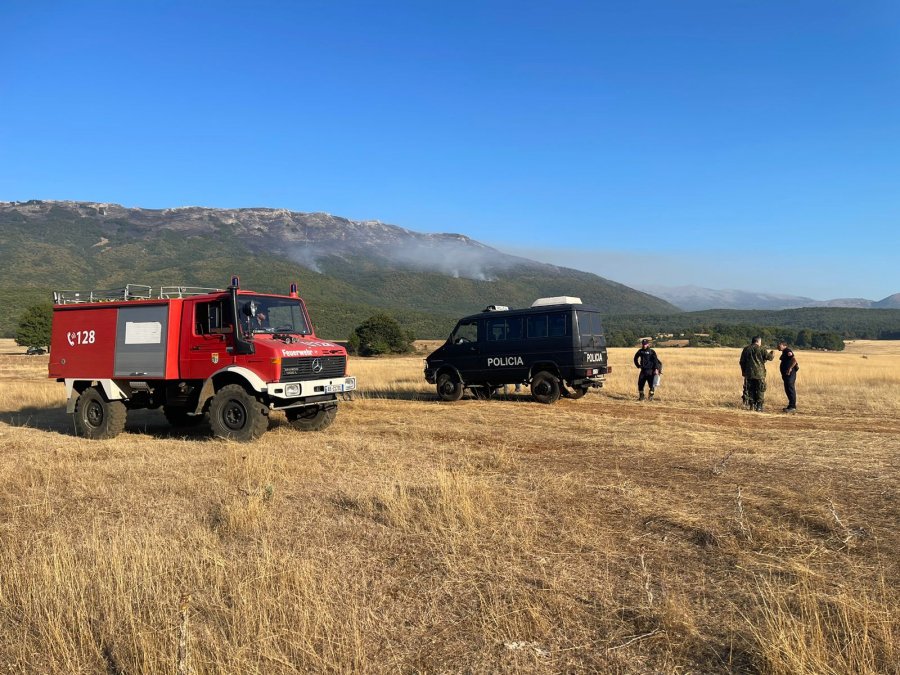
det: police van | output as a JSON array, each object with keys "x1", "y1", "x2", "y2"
[{"x1": 424, "y1": 297, "x2": 611, "y2": 404}]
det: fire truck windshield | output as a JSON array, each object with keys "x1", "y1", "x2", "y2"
[{"x1": 241, "y1": 296, "x2": 309, "y2": 335}]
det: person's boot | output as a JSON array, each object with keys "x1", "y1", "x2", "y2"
[
  {"x1": 755, "y1": 403, "x2": 764, "y2": 412},
  {"x1": 648, "y1": 390, "x2": 655, "y2": 401},
  {"x1": 639, "y1": 392, "x2": 645, "y2": 401}
]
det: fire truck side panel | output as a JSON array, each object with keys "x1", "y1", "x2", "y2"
[
  {"x1": 49, "y1": 307, "x2": 120, "y2": 380},
  {"x1": 113, "y1": 305, "x2": 170, "y2": 378}
]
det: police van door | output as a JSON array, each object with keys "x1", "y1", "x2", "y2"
[
  {"x1": 442, "y1": 319, "x2": 482, "y2": 382},
  {"x1": 483, "y1": 315, "x2": 525, "y2": 383}
]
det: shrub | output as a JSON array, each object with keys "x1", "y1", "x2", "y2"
[
  {"x1": 14, "y1": 303, "x2": 52, "y2": 350},
  {"x1": 348, "y1": 313, "x2": 414, "y2": 356}
]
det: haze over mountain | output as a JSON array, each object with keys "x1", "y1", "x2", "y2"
[
  {"x1": 0, "y1": 200, "x2": 676, "y2": 338},
  {"x1": 640, "y1": 284, "x2": 900, "y2": 312}
]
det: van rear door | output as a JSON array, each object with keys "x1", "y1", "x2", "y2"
[{"x1": 575, "y1": 310, "x2": 607, "y2": 367}]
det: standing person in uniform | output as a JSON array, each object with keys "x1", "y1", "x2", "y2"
[
  {"x1": 739, "y1": 342, "x2": 753, "y2": 408},
  {"x1": 633, "y1": 338, "x2": 662, "y2": 401},
  {"x1": 740, "y1": 336, "x2": 774, "y2": 411},
  {"x1": 777, "y1": 340, "x2": 799, "y2": 412}
]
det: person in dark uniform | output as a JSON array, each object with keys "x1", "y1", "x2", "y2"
[
  {"x1": 739, "y1": 342, "x2": 753, "y2": 408},
  {"x1": 633, "y1": 338, "x2": 662, "y2": 401},
  {"x1": 777, "y1": 340, "x2": 799, "y2": 412},
  {"x1": 739, "y1": 336, "x2": 774, "y2": 411}
]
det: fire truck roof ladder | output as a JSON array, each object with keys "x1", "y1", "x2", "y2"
[
  {"x1": 53, "y1": 284, "x2": 153, "y2": 305},
  {"x1": 53, "y1": 284, "x2": 225, "y2": 304},
  {"x1": 158, "y1": 286, "x2": 224, "y2": 298}
]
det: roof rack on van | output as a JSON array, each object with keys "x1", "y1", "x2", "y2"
[
  {"x1": 483, "y1": 305, "x2": 509, "y2": 312},
  {"x1": 531, "y1": 296, "x2": 582, "y2": 307}
]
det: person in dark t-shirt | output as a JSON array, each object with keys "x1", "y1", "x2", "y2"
[
  {"x1": 633, "y1": 339, "x2": 662, "y2": 401},
  {"x1": 777, "y1": 340, "x2": 799, "y2": 412}
]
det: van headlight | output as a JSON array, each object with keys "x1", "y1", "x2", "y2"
[{"x1": 285, "y1": 383, "x2": 301, "y2": 397}]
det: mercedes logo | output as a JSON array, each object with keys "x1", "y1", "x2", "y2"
[{"x1": 312, "y1": 358, "x2": 323, "y2": 374}]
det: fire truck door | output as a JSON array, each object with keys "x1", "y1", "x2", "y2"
[{"x1": 182, "y1": 301, "x2": 234, "y2": 379}]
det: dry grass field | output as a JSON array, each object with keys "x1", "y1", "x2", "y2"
[{"x1": 0, "y1": 338, "x2": 898, "y2": 673}]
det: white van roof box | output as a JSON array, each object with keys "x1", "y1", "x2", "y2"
[{"x1": 531, "y1": 296, "x2": 582, "y2": 307}]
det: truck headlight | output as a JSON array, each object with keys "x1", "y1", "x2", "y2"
[{"x1": 284, "y1": 383, "x2": 301, "y2": 397}]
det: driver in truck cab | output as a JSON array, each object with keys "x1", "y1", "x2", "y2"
[{"x1": 241, "y1": 300, "x2": 269, "y2": 333}]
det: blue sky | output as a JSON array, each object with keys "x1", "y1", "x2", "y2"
[{"x1": 2, "y1": 1, "x2": 898, "y2": 299}]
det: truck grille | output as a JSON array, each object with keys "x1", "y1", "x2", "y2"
[{"x1": 280, "y1": 356, "x2": 346, "y2": 382}]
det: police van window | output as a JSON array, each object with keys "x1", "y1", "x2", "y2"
[
  {"x1": 577, "y1": 310, "x2": 605, "y2": 335},
  {"x1": 548, "y1": 313, "x2": 569, "y2": 337},
  {"x1": 451, "y1": 320, "x2": 478, "y2": 344},
  {"x1": 487, "y1": 317, "x2": 524, "y2": 341},
  {"x1": 527, "y1": 315, "x2": 547, "y2": 339},
  {"x1": 507, "y1": 317, "x2": 524, "y2": 340},
  {"x1": 487, "y1": 318, "x2": 506, "y2": 341},
  {"x1": 576, "y1": 310, "x2": 605, "y2": 347}
]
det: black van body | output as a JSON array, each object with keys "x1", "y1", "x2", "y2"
[{"x1": 424, "y1": 299, "x2": 611, "y2": 404}]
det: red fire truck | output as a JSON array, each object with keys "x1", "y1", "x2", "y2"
[{"x1": 49, "y1": 277, "x2": 356, "y2": 441}]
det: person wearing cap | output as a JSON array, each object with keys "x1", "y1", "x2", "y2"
[
  {"x1": 777, "y1": 340, "x2": 799, "y2": 412},
  {"x1": 739, "y1": 336, "x2": 774, "y2": 412},
  {"x1": 633, "y1": 338, "x2": 662, "y2": 401}
]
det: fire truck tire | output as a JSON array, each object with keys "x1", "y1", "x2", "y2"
[
  {"x1": 163, "y1": 406, "x2": 207, "y2": 428},
  {"x1": 286, "y1": 403, "x2": 337, "y2": 431},
  {"x1": 209, "y1": 385, "x2": 269, "y2": 442},
  {"x1": 74, "y1": 387, "x2": 127, "y2": 439},
  {"x1": 531, "y1": 371, "x2": 561, "y2": 405},
  {"x1": 436, "y1": 372, "x2": 464, "y2": 402}
]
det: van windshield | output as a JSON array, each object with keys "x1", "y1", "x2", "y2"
[
  {"x1": 239, "y1": 296, "x2": 309, "y2": 335},
  {"x1": 450, "y1": 320, "x2": 478, "y2": 344}
]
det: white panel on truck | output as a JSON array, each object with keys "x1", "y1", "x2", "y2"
[{"x1": 114, "y1": 305, "x2": 169, "y2": 377}]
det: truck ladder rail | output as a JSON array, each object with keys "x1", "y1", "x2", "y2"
[
  {"x1": 53, "y1": 284, "x2": 225, "y2": 304},
  {"x1": 159, "y1": 286, "x2": 224, "y2": 298},
  {"x1": 53, "y1": 284, "x2": 153, "y2": 305}
]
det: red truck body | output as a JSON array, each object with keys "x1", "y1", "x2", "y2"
[{"x1": 49, "y1": 280, "x2": 356, "y2": 441}]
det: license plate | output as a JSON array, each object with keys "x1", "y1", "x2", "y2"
[{"x1": 325, "y1": 378, "x2": 356, "y2": 393}]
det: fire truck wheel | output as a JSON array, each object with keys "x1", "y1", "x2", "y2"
[
  {"x1": 531, "y1": 372, "x2": 561, "y2": 405},
  {"x1": 163, "y1": 406, "x2": 207, "y2": 428},
  {"x1": 286, "y1": 403, "x2": 337, "y2": 431},
  {"x1": 436, "y1": 372, "x2": 464, "y2": 402},
  {"x1": 209, "y1": 385, "x2": 269, "y2": 442},
  {"x1": 74, "y1": 387, "x2": 127, "y2": 439}
]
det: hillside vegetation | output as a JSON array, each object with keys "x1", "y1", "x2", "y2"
[
  {"x1": 0, "y1": 201, "x2": 675, "y2": 338},
  {"x1": 0, "y1": 340, "x2": 897, "y2": 672}
]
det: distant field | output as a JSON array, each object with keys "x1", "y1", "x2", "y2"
[{"x1": 0, "y1": 339, "x2": 897, "y2": 672}]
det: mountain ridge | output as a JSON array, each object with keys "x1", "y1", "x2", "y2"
[
  {"x1": 640, "y1": 284, "x2": 900, "y2": 311},
  {"x1": 0, "y1": 200, "x2": 677, "y2": 338}
]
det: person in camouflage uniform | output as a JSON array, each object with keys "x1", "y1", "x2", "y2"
[
  {"x1": 739, "y1": 336, "x2": 774, "y2": 411},
  {"x1": 739, "y1": 343, "x2": 752, "y2": 408}
]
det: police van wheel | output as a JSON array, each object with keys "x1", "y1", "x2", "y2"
[
  {"x1": 74, "y1": 387, "x2": 127, "y2": 439},
  {"x1": 436, "y1": 373, "x2": 464, "y2": 402},
  {"x1": 287, "y1": 404, "x2": 337, "y2": 431},
  {"x1": 209, "y1": 384, "x2": 269, "y2": 442},
  {"x1": 531, "y1": 372, "x2": 561, "y2": 405}
]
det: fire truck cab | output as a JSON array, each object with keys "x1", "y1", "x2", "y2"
[{"x1": 49, "y1": 278, "x2": 356, "y2": 441}]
